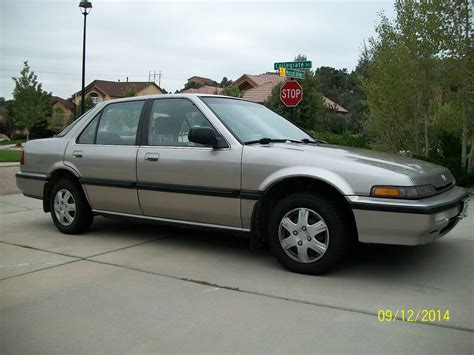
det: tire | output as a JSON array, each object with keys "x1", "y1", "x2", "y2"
[
  {"x1": 267, "y1": 192, "x2": 352, "y2": 275},
  {"x1": 50, "y1": 179, "x2": 93, "y2": 234}
]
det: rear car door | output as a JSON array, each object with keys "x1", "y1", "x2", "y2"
[
  {"x1": 136, "y1": 98, "x2": 242, "y2": 228},
  {"x1": 64, "y1": 100, "x2": 145, "y2": 214}
]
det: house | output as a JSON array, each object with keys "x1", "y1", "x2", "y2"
[
  {"x1": 234, "y1": 72, "x2": 348, "y2": 114},
  {"x1": 50, "y1": 96, "x2": 74, "y2": 117},
  {"x1": 187, "y1": 76, "x2": 217, "y2": 87},
  {"x1": 181, "y1": 85, "x2": 223, "y2": 95},
  {"x1": 49, "y1": 96, "x2": 75, "y2": 131},
  {"x1": 72, "y1": 80, "x2": 164, "y2": 106}
]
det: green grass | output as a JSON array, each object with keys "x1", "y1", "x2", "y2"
[{"x1": 0, "y1": 150, "x2": 21, "y2": 162}]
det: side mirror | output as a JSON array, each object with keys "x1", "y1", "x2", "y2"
[{"x1": 188, "y1": 127, "x2": 225, "y2": 148}]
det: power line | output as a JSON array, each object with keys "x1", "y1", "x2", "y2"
[{"x1": 0, "y1": 67, "x2": 187, "y2": 81}]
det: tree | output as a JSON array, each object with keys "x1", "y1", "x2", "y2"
[
  {"x1": 442, "y1": 0, "x2": 473, "y2": 171},
  {"x1": 48, "y1": 106, "x2": 70, "y2": 133},
  {"x1": 123, "y1": 85, "x2": 137, "y2": 97},
  {"x1": 7, "y1": 62, "x2": 51, "y2": 140},
  {"x1": 266, "y1": 76, "x2": 326, "y2": 132},
  {"x1": 362, "y1": 0, "x2": 473, "y2": 183},
  {"x1": 220, "y1": 77, "x2": 233, "y2": 87},
  {"x1": 222, "y1": 85, "x2": 242, "y2": 97},
  {"x1": 74, "y1": 96, "x2": 95, "y2": 119}
]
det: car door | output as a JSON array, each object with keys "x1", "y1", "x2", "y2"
[
  {"x1": 136, "y1": 98, "x2": 242, "y2": 228},
  {"x1": 64, "y1": 100, "x2": 145, "y2": 214}
]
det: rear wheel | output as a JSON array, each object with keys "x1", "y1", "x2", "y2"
[
  {"x1": 267, "y1": 192, "x2": 351, "y2": 274},
  {"x1": 50, "y1": 179, "x2": 93, "y2": 234}
]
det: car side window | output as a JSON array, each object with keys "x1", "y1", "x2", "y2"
[
  {"x1": 77, "y1": 113, "x2": 100, "y2": 144},
  {"x1": 77, "y1": 101, "x2": 145, "y2": 145},
  {"x1": 147, "y1": 99, "x2": 212, "y2": 147}
]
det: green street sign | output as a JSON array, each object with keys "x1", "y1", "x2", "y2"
[
  {"x1": 274, "y1": 61, "x2": 312, "y2": 70},
  {"x1": 279, "y1": 67, "x2": 305, "y2": 79}
]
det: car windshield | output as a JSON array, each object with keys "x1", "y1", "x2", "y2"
[{"x1": 200, "y1": 97, "x2": 313, "y2": 143}]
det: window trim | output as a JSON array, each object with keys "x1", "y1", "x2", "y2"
[{"x1": 141, "y1": 97, "x2": 229, "y2": 149}]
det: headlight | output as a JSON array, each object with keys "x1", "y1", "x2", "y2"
[{"x1": 370, "y1": 185, "x2": 437, "y2": 199}]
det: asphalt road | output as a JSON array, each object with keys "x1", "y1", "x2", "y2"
[{"x1": 1, "y1": 194, "x2": 473, "y2": 354}]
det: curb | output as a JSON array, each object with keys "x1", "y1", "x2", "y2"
[{"x1": 0, "y1": 163, "x2": 20, "y2": 167}]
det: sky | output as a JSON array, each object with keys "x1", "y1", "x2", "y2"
[{"x1": 0, "y1": 0, "x2": 395, "y2": 100}]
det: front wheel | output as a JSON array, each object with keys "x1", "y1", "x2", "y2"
[
  {"x1": 50, "y1": 179, "x2": 93, "y2": 234},
  {"x1": 267, "y1": 192, "x2": 352, "y2": 275}
]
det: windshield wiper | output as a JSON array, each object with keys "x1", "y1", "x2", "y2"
[
  {"x1": 244, "y1": 138, "x2": 304, "y2": 145},
  {"x1": 301, "y1": 138, "x2": 326, "y2": 144}
]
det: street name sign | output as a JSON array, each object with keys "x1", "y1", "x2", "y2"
[
  {"x1": 279, "y1": 67, "x2": 305, "y2": 79},
  {"x1": 274, "y1": 61, "x2": 312, "y2": 70}
]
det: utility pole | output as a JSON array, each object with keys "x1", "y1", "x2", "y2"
[{"x1": 149, "y1": 70, "x2": 162, "y2": 87}]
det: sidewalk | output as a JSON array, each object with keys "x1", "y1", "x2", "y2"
[{"x1": 0, "y1": 165, "x2": 20, "y2": 195}]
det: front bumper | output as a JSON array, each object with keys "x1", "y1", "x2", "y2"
[{"x1": 347, "y1": 186, "x2": 469, "y2": 245}]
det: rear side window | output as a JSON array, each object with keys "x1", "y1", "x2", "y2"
[
  {"x1": 77, "y1": 114, "x2": 100, "y2": 144},
  {"x1": 77, "y1": 101, "x2": 144, "y2": 145}
]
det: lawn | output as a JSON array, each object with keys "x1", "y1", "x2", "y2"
[{"x1": 0, "y1": 150, "x2": 21, "y2": 162}]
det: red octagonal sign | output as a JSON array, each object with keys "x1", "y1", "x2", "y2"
[{"x1": 280, "y1": 80, "x2": 303, "y2": 107}]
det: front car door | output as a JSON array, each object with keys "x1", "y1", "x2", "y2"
[
  {"x1": 136, "y1": 97, "x2": 242, "y2": 228},
  {"x1": 65, "y1": 99, "x2": 145, "y2": 214}
]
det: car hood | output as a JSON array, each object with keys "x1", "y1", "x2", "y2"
[{"x1": 260, "y1": 143, "x2": 455, "y2": 188}]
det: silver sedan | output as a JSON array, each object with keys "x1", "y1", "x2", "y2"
[{"x1": 16, "y1": 94, "x2": 470, "y2": 274}]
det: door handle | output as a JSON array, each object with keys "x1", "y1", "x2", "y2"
[
  {"x1": 73, "y1": 150, "x2": 83, "y2": 158},
  {"x1": 145, "y1": 153, "x2": 159, "y2": 162}
]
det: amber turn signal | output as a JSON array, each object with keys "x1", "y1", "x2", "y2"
[{"x1": 371, "y1": 187, "x2": 400, "y2": 197}]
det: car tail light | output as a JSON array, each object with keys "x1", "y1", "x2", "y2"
[{"x1": 20, "y1": 150, "x2": 25, "y2": 165}]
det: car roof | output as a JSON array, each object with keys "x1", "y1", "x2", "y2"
[{"x1": 99, "y1": 93, "x2": 250, "y2": 104}]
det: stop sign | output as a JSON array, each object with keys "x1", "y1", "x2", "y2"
[{"x1": 280, "y1": 80, "x2": 303, "y2": 107}]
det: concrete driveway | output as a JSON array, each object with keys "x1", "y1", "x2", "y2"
[{"x1": 1, "y1": 194, "x2": 473, "y2": 354}]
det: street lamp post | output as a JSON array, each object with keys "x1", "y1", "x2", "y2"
[{"x1": 79, "y1": 1, "x2": 92, "y2": 115}]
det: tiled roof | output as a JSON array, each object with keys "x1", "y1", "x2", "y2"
[
  {"x1": 181, "y1": 85, "x2": 223, "y2": 94},
  {"x1": 75, "y1": 80, "x2": 163, "y2": 98},
  {"x1": 242, "y1": 82, "x2": 276, "y2": 103},
  {"x1": 50, "y1": 96, "x2": 74, "y2": 110},
  {"x1": 235, "y1": 73, "x2": 285, "y2": 90},
  {"x1": 187, "y1": 76, "x2": 216, "y2": 86}
]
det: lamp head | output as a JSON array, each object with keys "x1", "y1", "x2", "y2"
[{"x1": 79, "y1": 1, "x2": 92, "y2": 14}]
